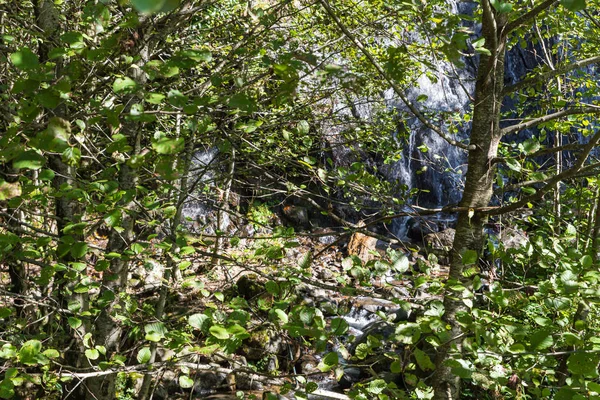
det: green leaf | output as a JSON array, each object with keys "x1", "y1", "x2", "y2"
[
  {"x1": 522, "y1": 139, "x2": 540, "y2": 154},
  {"x1": 461, "y1": 250, "x2": 478, "y2": 265},
  {"x1": 39, "y1": 169, "x2": 55, "y2": 181},
  {"x1": 42, "y1": 349, "x2": 60, "y2": 359},
  {"x1": 159, "y1": 0, "x2": 182, "y2": 12},
  {"x1": 13, "y1": 150, "x2": 45, "y2": 170},
  {"x1": 505, "y1": 158, "x2": 521, "y2": 172},
  {"x1": 0, "y1": 308, "x2": 12, "y2": 318},
  {"x1": 85, "y1": 349, "x2": 99, "y2": 360},
  {"x1": 62, "y1": 147, "x2": 81, "y2": 166},
  {"x1": 390, "y1": 360, "x2": 402, "y2": 373},
  {"x1": 104, "y1": 210, "x2": 122, "y2": 227},
  {"x1": 392, "y1": 254, "x2": 409, "y2": 272},
  {"x1": 296, "y1": 120, "x2": 310, "y2": 135},
  {"x1": 330, "y1": 318, "x2": 349, "y2": 335},
  {"x1": 10, "y1": 48, "x2": 39, "y2": 70},
  {"x1": 137, "y1": 347, "x2": 151, "y2": 363},
  {"x1": 145, "y1": 92, "x2": 165, "y2": 104},
  {"x1": 179, "y1": 49, "x2": 212, "y2": 62},
  {"x1": 490, "y1": 0, "x2": 513, "y2": 13},
  {"x1": 152, "y1": 137, "x2": 184, "y2": 155},
  {"x1": 209, "y1": 325, "x2": 230, "y2": 340},
  {"x1": 414, "y1": 348, "x2": 435, "y2": 371},
  {"x1": 19, "y1": 340, "x2": 42, "y2": 365},
  {"x1": 179, "y1": 375, "x2": 194, "y2": 389},
  {"x1": 367, "y1": 379, "x2": 387, "y2": 395},
  {"x1": 167, "y1": 89, "x2": 188, "y2": 107},
  {"x1": 529, "y1": 329, "x2": 553, "y2": 351},
  {"x1": 567, "y1": 352, "x2": 599, "y2": 376},
  {"x1": 113, "y1": 77, "x2": 138, "y2": 94},
  {"x1": 144, "y1": 322, "x2": 167, "y2": 342},
  {"x1": 265, "y1": 280, "x2": 280, "y2": 295},
  {"x1": 132, "y1": 0, "x2": 167, "y2": 13},
  {"x1": 274, "y1": 309, "x2": 288, "y2": 324},
  {"x1": 36, "y1": 117, "x2": 71, "y2": 152},
  {"x1": 37, "y1": 89, "x2": 61, "y2": 109},
  {"x1": 317, "y1": 352, "x2": 339, "y2": 372},
  {"x1": 228, "y1": 93, "x2": 256, "y2": 112},
  {"x1": 581, "y1": 254, "x2": 593, "y2": 269},
  {"x1": 70, "y1": 242, "x2": 88, "y2": 259},
  {"x1": 561, "y1": 0, "x2": 586, "y2": 11},
  {"x1": 68, "y1": 317, "x2": 82, "y2": 329},
  {"x1": 0, "y1": 379, "x2": 15, "y2": 400},
  {"x1": 306, "y1": 382, "x2": 318, "y2": 393}
]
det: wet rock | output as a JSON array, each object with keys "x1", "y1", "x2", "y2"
[
  {"x1": 339, "y1": 367, "x2": 362, "y2": 389},
  {"x1": 234, "y1": 372, "x2": 264, "y2": 390},
  {"x1": 192, "y1": 371, "x2": 228, "y2": 390}
]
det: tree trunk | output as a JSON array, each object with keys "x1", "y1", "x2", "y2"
[
  {"x1": 34, "y1": 1, "x2": 90, "y2": 394},
  {"x1": 432, "y1": 3, "x2": 507, "y2": 399},
  {"x1": 85, "y1": 44, "x2": 148, "y2": 400},
  {"x1": 138, "y1": 136, "x2": 195, "y2": 400}
]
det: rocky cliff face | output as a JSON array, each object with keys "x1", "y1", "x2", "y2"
[{"x1": 375, "y1": 5, "x2": 554, "y2": 238}]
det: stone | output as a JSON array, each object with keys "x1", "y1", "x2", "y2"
[
  {"x1": 282, "y1": 205, "x2": 309, "y2": 227},
  {"x1": 347, "y1": 222, "x2": 378, "y2": 262},
  {"x1": 424, "y1": 228, "x2": 455, "y2": 251},
  {"x1": 241, "y1": 326, "x2": 285, "y2": 361}
]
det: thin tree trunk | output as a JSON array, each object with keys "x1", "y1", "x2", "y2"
[
  {"x1": 85, "y1": 42, "x2": 148, "y2": 400},
  {"x1": 138, "y1": 137, "x2": 195, "y2": 400},
  {"x1": 34, "y1": 0, "x2": 89, "y2": 379},
  {"x1": 432, "y1": 3, "x2": 507, "y2": 398},
  {"x1": 1, "y1": 165, "x2": 27, "y2": 316}
]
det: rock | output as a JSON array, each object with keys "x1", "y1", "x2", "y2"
[
  {"x1": 424, "y1": 228, "x2": 455, "y2": 251},
  {"x1": 130, "y1": 258, "x2": 164, "y2": 290},
  {"x1": 406, "y1": 217, "x2": 440, "y2": 242},
  {"x1": 497, "y1": 226, "x2": 528, "y2": 250},
  {"x1": 192, "y1": 371, "x2": 228, "y2": 390},
  {"x1": 339, "y1": 367, "x2": 362, "y2": 389},
  {"x1": 347, "y1": 222, "x2": 378, "y2": 263},
  {"x1": 318, "y1": 235, "x2": 337, "y2": 245},
  {"x1": 236, "y1": 274, "x2": 264, "y2": 300},
  {"x1": 242, "y1": 326, "x2": 286, "y2": 361},
  {"x1": 282, "y1": 205, "x2": 309, "y2": 227}
]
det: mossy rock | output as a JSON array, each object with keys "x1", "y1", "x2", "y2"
[
  {"x1": 236, "y1": 274, "x2": 264, "y2": 300},
  {"x1": 241, "y1": 326, "x2": 286, "y2": 361}
]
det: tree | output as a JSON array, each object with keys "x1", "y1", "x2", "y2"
[
  {"x1": 317, "y1": 0, "x2": 600, "y2": 398},
  {"x1": 3, "y1": 0, "x2": 600, "y2": 399}
]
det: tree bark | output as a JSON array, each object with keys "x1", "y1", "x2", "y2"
[
  {"x1": 85, "y1": 41, "x2": 148, "y2": 400},
  {"x1": 432, "y1": 2, "x2": 507, "y2": 398}
]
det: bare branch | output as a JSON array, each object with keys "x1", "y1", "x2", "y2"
[
  {"x1": 501, "y1": 107, "x2": 600, "y2": 136},
  {"x1": 504, "y1": 56, "x2": 600, "y2": 94},
  {"x1": 487, "y1": 129, "x2": 600, "y2": 215}
]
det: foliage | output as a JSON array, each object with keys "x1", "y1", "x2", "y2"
[{"x1": 2, "y1": 0, "x2": 600, "y2": 399}]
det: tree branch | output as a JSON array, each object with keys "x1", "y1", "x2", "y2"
[
  {"x1": 487, "y1": 129, "x2": 600, "y2": 215},
  {"x1": 503, "y1": 56, "x2": 600, "y2": 94},
  {"x1": 504, "y1": 0, "x2": 558, "y2": 33},
  {"x1": 500, "y1": 107, "x2": 600, "y2": 136},
  {"x1": 316, "y1": 0, "x2": 474, "y2": 151}
]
